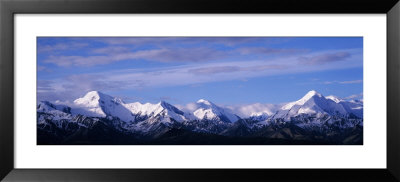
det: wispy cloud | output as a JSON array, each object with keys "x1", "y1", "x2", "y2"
[
  {"x1": 238, "y1": 47, "x2": 307, "y2": 55},
  {"x1": 344, "y1": 93, "x2": 363, "y2": 100},
  {"x1": 96, "y1": 37, "x2": 276, "y2": 46},
  {"x1": 189, "y1": 64, "x2": 289, "y2": 75},
  {"x1": 97, "y1": 37, "x2": 179, "y2": 45},
  {"x1": 299, "y1": 52, "x2": 351, "y2": 65},
  {"x1": 39, "y1": 37, "x2": 309, "y2": 67},
  {"x1": 91, "y1": 46, "x2": 131, "y2": 54},
  {"x1": 37, "y1": 74, "x2": 133, "y2": 102},
  {"x1": 37, "y1": 66, "x2": 46, "y2": 71},
  {"x1": 43, "y1": 47, "x2": 226, "y2": 67},
  {"x1": 38, "y1": 48, "x2": 362, "y2": 102},
  {"x1": 43, "y1": 55, "x2": 112, "y2": 67},
  {"x1": 189, "y1": 66, "x2": 241, "y2": 74},
  {"x1": 323, "y1": 79, "x2": 363, "y2": 85},
  {"x1": 37, "y1": 80, "x2": 55, "y2": 93},
  {"x1": 38, "y1": 42, "x2": 88, "y2": 52},
  {"x1": 339, "y1": 80, "x2": 363, "y2": 84},
  {"x1": 37, "y1": 65, "x2": 52, "y2": 72},
  {"x1": 37, "y1": 37, "x2": 363, "y2": 104},
  {"x1": 40, "y1": 38, "x2": 356, "y2": 68}
]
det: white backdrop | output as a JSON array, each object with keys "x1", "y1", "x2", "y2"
[{"x1": 14, "y1": 14, "x2": 386, "y2": 168}]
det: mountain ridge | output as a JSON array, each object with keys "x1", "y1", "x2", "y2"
[{"x1": 37, "y1": 90, "x2": 363, "y2": 145}]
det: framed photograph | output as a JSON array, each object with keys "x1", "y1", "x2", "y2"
[
  {"x1": 34, "y1": 36, "x2": 364, "y2": 145},
  {"x1": 1, "y1": 0, "x2": 399, "y2": 181}
]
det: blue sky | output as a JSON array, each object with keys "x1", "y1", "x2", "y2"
[{"x1": 37, "y1": 37, "x2": 363, "y2": 105}]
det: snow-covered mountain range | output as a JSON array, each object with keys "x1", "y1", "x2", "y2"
[
  {"x1": 37, "y1": 90, "x2": 363, "y2": 145},
  {"x1": 55, "y1": 90, "x2": 240, "y2": 124}
]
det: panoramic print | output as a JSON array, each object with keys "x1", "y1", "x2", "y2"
[{"x1": 37, "y1": 37, "x2": 363, "y2": 145}]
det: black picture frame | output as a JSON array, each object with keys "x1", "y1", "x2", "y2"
[{"x1": 1, "y1": 0, "x2": 399, "y2": 181}]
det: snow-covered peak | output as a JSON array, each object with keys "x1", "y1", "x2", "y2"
[
  {"x1": 74, "y1": 91, "x2": 100, "y2": 106},
  {"x1": 159, "y1": 100, "x2": 172, "y2": 108},
  {"x1": 273, "y1": 90, "x2": 351, "y2": 120},
  {"x1": 159, "y1": 101, "x2": 184, "y2": 114},
  {"x1": 74, "y1": 91, "x2": 124, "y2": 106},
  {"x1": 281, "y1": 90, "x2": 322, "y2": 110},
  {"x1": 73, "y1": 91, "x2": 132, "y2": 121},
  {"x1": 197, "y1": 99, "x2": 214, "y2": 106},
  {"x1": 73, "y1": 91, "x2": 186, "y2": 123},
  {"x1": 301, "y1": 90, "x2": 322, "y2": 101},
  {"x1": 123, "y1": 100, "x2": 186, "y2": 123},
  {"x1": 326, "y1": 95, "x2": 342, "y2": 103},
  {"x1": 37, "y1": 101, "x2": 71, "y2": 114},
  {"x1": 193, "y1": 99, "x2": 240, "y2": 122},
  {"x1": 86, "y1": 90, "x2": 102, "y2": 96},
  {"x1": 37, "y1": 101, "x2": 73, "y2": 122},
  {"x1": 81, "y1": 90, "x2": 103, "y2": 99}
]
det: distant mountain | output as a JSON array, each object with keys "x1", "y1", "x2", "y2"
[
  {"x1": 193, "y1": 99, "x2": 240, "y2": 123},
  {"x1": 326, "y1": 95, "x2": 342, "y2": 103},
  {"x1": 37, "y1": 90, "x2": 363, "y2": 145},
  {"x1": 38, "y1": 101, "x2": 72, "y2": 115},
  {"x1": 73, "y1": 91, "x2": 135, "y2": 122},
  {"x1": 271, "y1": 90, "x2": 354, "y2": 120},
  {"x1": 326, "y1": 94, "x2": 363, "y2": 118},
  {"x1": 72, "y1": 91, "x2": 187, "y2": 124},
  {"x1": 126, "y1": 101, "x2": 186, "y2": 123}
]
